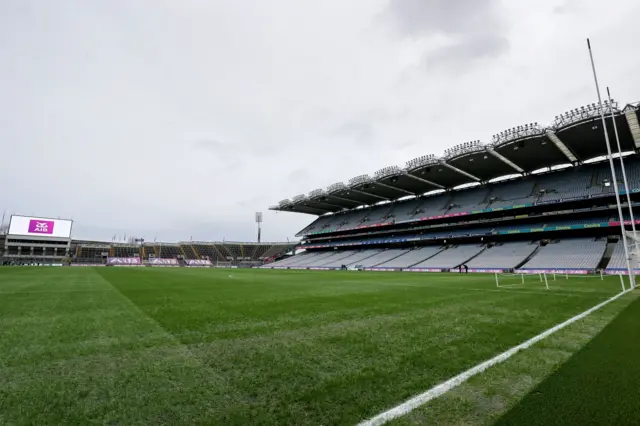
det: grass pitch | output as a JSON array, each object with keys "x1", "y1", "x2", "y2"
[{"x1": 0, "y1": 267, "x2": 633, "y2": 425}]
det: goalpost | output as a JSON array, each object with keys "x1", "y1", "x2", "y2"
[{"x1": 495, "y1": 272, "x2": 549, "y2": 290}]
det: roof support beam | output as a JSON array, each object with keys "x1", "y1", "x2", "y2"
[
  {"x1": 545, "y1": 130, "x2": 578, "y2": 162},
  {"x1": 441, "y1": 162, "x2": 481, "y2": 182},
  {"x1": 375, "y1": 181, "x2": 416, "y2": 196},
  {"x1": 487, "y1": 148, "x2": 524, "y2": 173},
  {"x1": 325, "y1": 194, "x2": 363, "y2": 206},
  {"x1": 351, "y1": 188, "x2": 389, "y2": 201},
  {"x1": 405, "y1": 173, "x2": 445, "y2": 189},
  {"x1": 624, "y1": 109, "x2": 640, "y2": 148}
]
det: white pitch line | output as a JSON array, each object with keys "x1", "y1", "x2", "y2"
[{"x1": 356, "y1": 288, "x2": 631, "y2": 426}]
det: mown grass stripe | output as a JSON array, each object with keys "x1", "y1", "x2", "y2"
[
  {"x1": 494, "y1": 290, "x2": 640, "y2": 426},
  {"x1": 356, "y1": 289, "x2": 631, "y2": 426}
]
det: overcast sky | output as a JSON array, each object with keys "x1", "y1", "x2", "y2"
[{"x1": 1, "y1": 0, "x2": 639, "y2": 243}]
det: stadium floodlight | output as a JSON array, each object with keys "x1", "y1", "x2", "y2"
[
  {"x1": 278, "y1": 199, "x2": 291, "y2": 207},
  {"x1": 327, "y1": 182, "x2": 346, "y2": 193},
  {"x1": 375, "y1": 165, "x2": 403, "y2": 180},
  {"x1": 348, "y1": 174, "x2": 372, "y2": 187},
  {"x1": 308, "y1": 188, "x2": 325, "y2": 198},
  {"x1": 587, "y1": 38, "x2": 634, "y2": 288},
  {"x1": 292, "y1": 194, "x2": 307, "y2": 203}
]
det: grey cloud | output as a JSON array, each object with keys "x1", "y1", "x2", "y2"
[{"x1": 386, "y1": 0, "x2": 509, "y2": 69}]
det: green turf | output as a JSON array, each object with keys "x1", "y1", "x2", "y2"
[
  {"x1": 494, "y1": 287, "x2": 640, "y2": 426},
  {"x1": 0, "y1": 267, "x2": 630, "y2": 425}
]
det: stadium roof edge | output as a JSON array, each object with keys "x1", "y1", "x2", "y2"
[{"x1": 271, "y1": 98, "x2": 640, "y2": 215}]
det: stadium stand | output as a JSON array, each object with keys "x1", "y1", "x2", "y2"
[
  {"x1": 267, "y1": 101, "x2": 640, "y2": 273},
  {"x1": 465, "y1": 241, "x2": 538, "y2": 269},
  {"x1": 157, "y1": 244, "x2": 182, "y2": 259},
  {"x1": 376, "y1": 246, "x2": 444, "y2": 268},
  {"x1": 605, "y1": 240, "x2": 627, "y2": 271},
  {"x1": 410, "y1": 244, "x2": 486, "y2": 269},
  {"x1": 356, "y1": 248, "x2": 411, "y2": 267},
  {"x1": 519, "y1": 238, "x2": 607, "y2": 270},
  {"x1": 180, "y1": 244, "x2": 198, "y2": 260},
  {"x1": 112, "y1": 245, "x2": 140, "y2": 258}
]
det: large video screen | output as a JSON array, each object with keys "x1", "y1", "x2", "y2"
[{"x1": 8, "y1": 215, "x2": 73, "y2": 238}]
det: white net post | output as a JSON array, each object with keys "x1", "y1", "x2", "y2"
[
  {"x1": 521, "y1": 273, "x2": 524, "y2": 284},
  {"x1": 600, "y1": 270, "x2": 603, "y2": 281},
  {"x1": 538, "y1": 272, "x2": 543, "y2": 282},
  {"x1": 495, "y1": 272, "x2": 499, "y2": 288},
  {"x1": 544, "y1": 272, "x2": 549, "y2": 290},
  {"x1": 619, "y1": 273, "x2": 626, "y2": 292},
  {"x1": 553, "y1": 273, "x2": 557, "y2": 281}
]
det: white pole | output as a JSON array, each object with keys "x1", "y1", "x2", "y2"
[
  {"x1": 587, "y1": 39, "x2": 635, "y2": 289},
  {"x1": 521, "y1": 273, "x2": 524, "y2": 284},
  {"x1": 553, "y1": 272, "x2": 557, "y2": 281},
  {"x1": 600, "y1": 269, "x2": 604, "y2": 281},
  {"x1": 619, "y1": 273, "x2": 626, "y2": 292},
  {"x1": 495, "y1": 272, "x2": 499, "y2": 288},
  {"x1": 544, "y1": 272, "x2": 549, "y2": 290},
  {"x1": 607, "y1": 87, "x2": 637, "y2": 240},
  {"x1": 539, "y1": 272, "x2": 543, "y2": 282},
  {"x1": 566, "y1": 272, "x2": 568, "y2": 280}
]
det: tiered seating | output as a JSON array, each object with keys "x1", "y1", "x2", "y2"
[
  {"x1": 192, "y1": 244, "x2": 227, "y2": 262},
  {"x1": 605, "y1": 241, "x2": 628, "y2": 270},
  {"x1": 180, "y1": 244, "x2": 198, "y2": 260},
  {"x1": 356, "y1": 249, "x2": 411, "y2": 267},
  {"x1": 75, "y1": 245, "x2": 108, "y2": 263},
  {"x1": 446, "y1": 187, "x2": 489, "y2": 214},
  {"x1": 252, "y1": 245, "x2": 271, "y2": 260},
  {"x1": 157, "y1": 245, "x2": 182, "y2": 259},
  {"x1": 215, "y1": 244, "x2": 235, "y2": 260},
  {"x1": 466, "y1": 242, "x2": 538, "y2": 269},
  {"x1": 520, "y1": 238, "x2": 607, "y2": 270},
  {"x1": 267, "y1": 250, "x2": 332, "y2": 267},
  {"x1": 377, "y1": 246, "x2": 443, "y2": 268},
  {"x1": 221, "y1": 243, "x2": 242, "y2": 259},
  {"x1": 320, "y1": 250, "x2": 381, "y2": 268},
  {"x1": 537, "y1": 167, "x2": 594, "y2": 202},
  {"x1": 297, "y1": 160, "x2": 640, "y2": 237},
  {"x1": 411, "y1": 244, "x2": 485, "y2": 269},
  {"x1": 113, "y1": 245, "x2": 140, "y2": 258},
  {"x1": 261, "y1": 244, "x2": 293, "y2": 260},
  {"x1": 486, "y1": 178, "x2": 537, "y2": 209}
]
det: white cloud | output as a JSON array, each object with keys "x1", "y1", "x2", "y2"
[{"x1": 1, "y1": 0, "x2": 639, "y2": 242}]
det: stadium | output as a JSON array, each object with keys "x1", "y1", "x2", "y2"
[
  {"x1": 268, "y1": 99, "x2": 640, "y2": 277},
  {"x1": 2, "y1": 98, "x2": 640, "y2": 425}
]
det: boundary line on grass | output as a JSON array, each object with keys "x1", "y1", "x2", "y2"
[{"x1": 356, "y1": 288, "x2": 631, "y2": 426}]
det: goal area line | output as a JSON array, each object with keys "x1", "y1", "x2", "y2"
[{"x1": 355, "y1": 288, "x2": 631, "y2": 426}]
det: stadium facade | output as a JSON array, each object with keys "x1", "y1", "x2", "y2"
[
  {"x1": 0, "y1": 215, "x2": 295, "y2": 267},
  {"x1": 267, "y1": 100, "x2": 640, "y2": 275}
]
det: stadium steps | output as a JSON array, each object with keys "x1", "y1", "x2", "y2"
[
  {"x1": 597, "y1": 238, "x2": 617, "y2": 270},
  {"x1": 514, "y1": 242, "x2": 541, "y2": 269},
  {"x1": 191, "y1": 244, "x2": 201, "y2": 259},
  {"x1": 598, "y1": 241, "x2": 616, "y2": 270},
  {"x1": 371, "y1": 249, "x2": 413, "y2": 267},
  {"x1": 179, "y1": 246, "x2": 188, "y2": 259},
  {"x1": 406, "y1": 246, "x2": 446, "y2": 268},
  {"x1": 453, "y1": 245, "x2": 487, "y2": 268},
  {"x1": 345, "y1": 250, "x2": 386, "y2": 266}
]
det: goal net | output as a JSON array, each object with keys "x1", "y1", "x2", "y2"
[{"x1": 495, "y1": 272, "x2": 552, "y2": 290}]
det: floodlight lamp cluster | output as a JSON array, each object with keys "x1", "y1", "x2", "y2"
[
  {"x1": 555, "y1": 100, "x2": 617, "y2": 123},
  {"x1": 327, "y1": 182, "x2": 346, "y2": 193},
  {"x1": 445, "y1": 140, "x2": 483, "y2": 157},
  {"x1": 375, "y1": 165, "x2": 402, "y2": 179},
  {"x1": 278, "y1": 199, "x2": 291, "y2": 206},
  {"x1": 292, "y1": 194, "x2": 307, "y2": 202},
  {"x1": 406, "y1": 154, "x2": 437, "y2": 169},
  {"x1": 349, "y1": 174, "x2": 372, "y2": 187},
  {"x1": 308, "y1": 188, "x2": 325, "y2": 198}
]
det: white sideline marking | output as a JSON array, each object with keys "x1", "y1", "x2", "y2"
[{"x1": 356, "y1": 289, "x2": 631, "y2": 426}]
